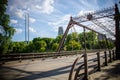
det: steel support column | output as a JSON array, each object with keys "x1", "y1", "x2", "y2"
[{"x1": 115, "y1": 4, "x2": 120, "y2": 59}]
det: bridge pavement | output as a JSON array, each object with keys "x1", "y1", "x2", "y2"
[{"x1": 0, "y1": 52, "x2": 104, "y2": 80}]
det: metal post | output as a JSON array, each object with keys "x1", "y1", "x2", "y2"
[
  {"x1": 109, "y1": 50, "x2": 112, "y2": 62},
  {"x1": 97, "y1": 52, "x2": 101, "y2": 71},
  {"x1": 19, "y1": 53, "x2": 22, "y2": 62},
  {"x1": 112, "y1": 50, "x2": 115, "y2": 60},
  {"x1": 105, "y1": 35, "x2": 108, "y2": 49},
  {"x1": 104, "y1": 51, "x2": 108, "y2": 66},
  {"x1": 25, "y1": 14, "x2": 27, "y2": 43},
  {"x1": 57, "y1": 17, "x2": 73, "y2": 52},
  {"x1": 115, "y1": 4, "x2": 120, "y2": 60},
  {"x1": 32, "y1": 53, "x2": 34, "y2": 61},
  {"x1": 92, "y1": 30, "x2": 94, "y2": 49},
  {"x1": 28, "y1": 13, "x2": 29, "y2": 44},
  {"x1": 97, "y1": 33, "x2": 101, "y2": 49},
  {"x1": 114, "y1": 50, "x2": 116, "y2": 60},
  {"x1": 83, "y1": 27, "x2": 88, "y2": 80}
]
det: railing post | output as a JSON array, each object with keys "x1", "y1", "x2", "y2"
[
  {"x1": 32, "y1": 53, "x2": 34, "y2": 61},
  {"x1": 112, "y1": 50, "x2": 115, "y2": 60},
  {"x1": 115, "y1": 50, "x2": 117, "y2": 60},
  {"x1": 83, "y1": 27, "x2": 88, "y2": 80},
  {"x1": 109, "y1": 50, "x2": 112, "y2": 62},
  {"x1": 97, "y1": 52, "x2": 101, "y2": 71},
  {"x1": 84, "y1": 53, "x2": 88, "y2": 80},
  {"x1": 19, "y1": 53, "x2": 22, "y2": 62},
  {"x1": 104, "y1": 51, "x2": 108, "y2": 66}
]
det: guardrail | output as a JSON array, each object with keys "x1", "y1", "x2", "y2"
[
  {"x1": 68, "y1": 49, "x2": 116, "y2": 80},
  {"x1": 0, "y1": 49, "x2": 105, "y2": 63}
]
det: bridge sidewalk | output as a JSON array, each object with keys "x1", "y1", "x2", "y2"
[{"x1": 89, "y1": 60, "x2": 120, "y2": 80}]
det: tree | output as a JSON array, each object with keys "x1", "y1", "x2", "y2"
[
  {"x1": 9, "y1": 42, "x2": 27, "y2": 53},
  {"x1": 26, "y1": 41, "x2": 34, "y2": 52},
  {"x1": 66, "y1": 32, "x2": 79, "y2": 44},
  {"x1": 0, "y1": 0, "x2": 15, "y2": 54},
  {"x1": 66, "y1": 40, "x2": 81, "y2": 51},
  {"x1": 32, "y1": 37, "x2": 47, "y2": 52},
  {"x1": 78, "y1": 31, "x2": 98, "y2": 49},
  {"x1": 99, "y1": 40, "x2": 107, "y2": 49},
  {"x1": 41, "y1": 38, "x2": 53, "y2": 51},
  {"x1": 52, "y1": 43, "x2": 59, "y2": 51},
  {"x1": 53, "y1": 35, "x2": 62, "y2": 43},
  {"x1": 32, "y1": 37, "x2": 41, "y2": 43},
  {"x1": 106, "y1": 40, "x2": 114, "y2": 49}
]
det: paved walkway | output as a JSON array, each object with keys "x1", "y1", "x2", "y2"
[
  {"x1": 89, "y1": 60, "x2": 120, "y2": 80},
  {"x1": 0, "y1": 55, "x2": 82, "y2": 80},
  {"x1": 0, "y1": 52, "x2": 119, "y2": 80},
  {"x1": 0, "y1": 52, "x2": 97, "y2": 80}
]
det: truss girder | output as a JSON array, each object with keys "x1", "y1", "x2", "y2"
[
  {"x1": 57, "y1": 18, "x2": 105, "y2": 52},
  {"x1": 91, "y1": 19, "x2": 115, "y2": 37},
  {"x1": 72, "y1": 7, "x2": 114, "y2": 23},
  {"x1": 57, "y1": 6, "x2": 116, "y2": 52}
]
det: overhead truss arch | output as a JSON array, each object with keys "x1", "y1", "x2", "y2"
[{"x1": 57, "y1": 4, "x2": 119, "y2": 52}]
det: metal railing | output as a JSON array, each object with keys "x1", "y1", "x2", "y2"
[
  {"x1": 0, "y1": 49, "x2": 105, "y2": 63},
  {"x1": 68, "y1": 49, "x2": 116, "y2": 80}
]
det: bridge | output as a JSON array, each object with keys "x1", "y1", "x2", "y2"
[
  {"x1": 0, "y1": 4, "x2": 120, "y2": 80},
  {"x1": 56, "y1": 3, "x2": 120, "y2": 80}
]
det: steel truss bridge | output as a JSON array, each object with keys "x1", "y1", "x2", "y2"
[
  {"x1": 57, "y1": 6, "x2": 116, "y2": 52},
  {"x1": 56, "y1": 4, "x2": 120, "y2": 80}
]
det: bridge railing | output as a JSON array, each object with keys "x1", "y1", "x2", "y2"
[
  {"x1": 0, "y1": 49, "x2": 105, "y2": 63},
  {"x1": 68, "y1": 49, "x2": 116, "y2": 80}
]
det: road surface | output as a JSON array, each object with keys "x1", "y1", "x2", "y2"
[{"x1": 0, "y1": 51, "x2": 105, "y2": 80}]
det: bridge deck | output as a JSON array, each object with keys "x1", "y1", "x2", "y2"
[
  {"x1": 0, "y1": 51, "x2": 119, "y2": 80},
  {"x1": 89, "y1": 60, "x2": 120, "y2": 80},
  {"x1": 0, "y1": 55, "x2": 81, "y2": 80}
]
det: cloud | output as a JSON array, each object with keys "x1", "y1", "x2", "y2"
[
  {"x1": 35, "y1": 5, "x2": 42, "y2": 10},
  {"x1": 48, "y1": 14, "x2": 71, "y2": 32},
  {"x1": 34, "y1": 0, "x2": 55, "y2": 14},
  {"x1": 8, "y1": 0, "x2": 55, "y2": 16},
  {"x1": 10, "y1": 19, "x2": 18, "y2": 24},
  {"x1": 40, "y1": 0, "x2": 54, "y2": 14},
  {"x1": 29, "y1": 27, "x2": 36, "y2": 33},
  {"x1": 15, "y1": 9, "x2": 25, "y2": 19},
  {"x1": 79, "y1": 0, "x2": 99, "y2": 9},
  {"x1": 29, "y1": 18, "x2": 36, "y2": 23},
  {"x1": 77, "y1": 10, "x2": 94, "y2": 16},
  {"x1": 15, "y1": 28, "x2": 23, "y2": 34}
]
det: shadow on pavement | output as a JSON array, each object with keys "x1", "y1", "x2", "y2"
[
  {"x1": 0, "y1": 57, "x2": 98, "y2": 80},
  {"x1": 93, "y1": 60, "x2": 120, "y2": 80}
]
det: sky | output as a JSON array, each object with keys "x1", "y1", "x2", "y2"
[{"x1": 6, "y1": 0, "x2": 119, "y2": 41}]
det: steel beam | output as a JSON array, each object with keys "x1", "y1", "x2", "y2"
[{"x1": 115, "y1": 4, "x2": 120, "y2": 59}]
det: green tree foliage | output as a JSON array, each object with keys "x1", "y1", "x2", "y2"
[
  {"x1": 9, "y1": 42, "x2": 27, "y2": 53},
  {"x1": 32, "y1": 37, "x2": 47, "y2": 52},
  {"x1": 66, "y1": 32, "x2": 78, "y2": 44},
  {"x1": 0, "y1": 0, "x2": 15, "y2": 54},
  {"x1": 41, "y1": 38, "x2": 53, "y2": 51},
  {"x1": 52, "y1": 43, "x2": 59, "y2": 51},
  {"x1": 65, "y1": 31, "x2": 98, "y2": 50},
  {"x1": 8, "y1": 31, "x2": 114, "y2": 53},
  {"x1": 53, "y1": 35, "x2": 62, "y2": 43},
  {"x1": 66, "y1": 40, "x2": 81, "y2": 51},
  {"x1": 26, "y1": 41, "x2": 34, "y2": 52},
  {"x1": 99, "y1": 40, "x2": 107, "y2": 49},
  {"x1": 107, "y1": 41, "x2": 114, "y2": 49}
]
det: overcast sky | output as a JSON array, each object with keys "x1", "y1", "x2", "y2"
[{"x1": 7, "y1": 0, "x2": 119, "y2": 41}]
